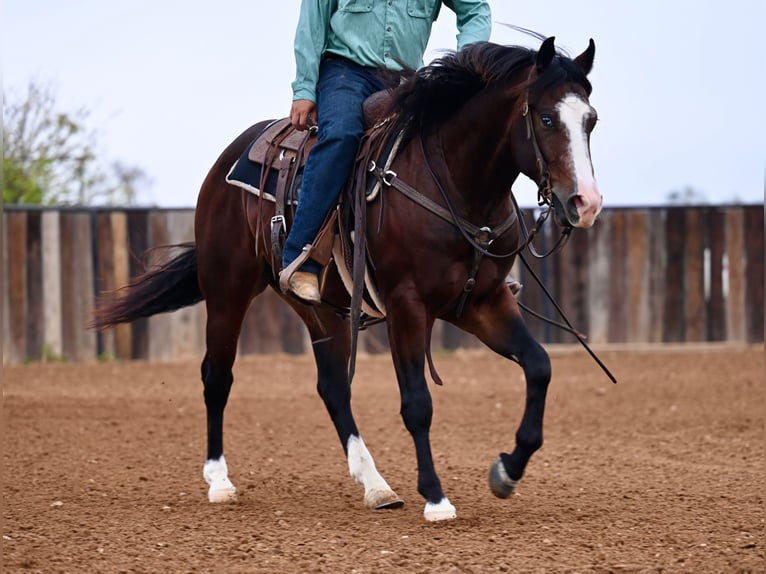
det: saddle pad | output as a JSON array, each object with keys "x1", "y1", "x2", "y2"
[{"x1": 225, "y1": 136, "x2": 301, "y2": 204}]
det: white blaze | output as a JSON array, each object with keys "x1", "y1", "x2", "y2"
[{"x1": 556, "y1": 94, "x2": 602, "y2": 226}]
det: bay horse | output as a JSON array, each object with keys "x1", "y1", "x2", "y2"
[{"x1": 93, "y1": 38, "x2": 602, "y2": 522}]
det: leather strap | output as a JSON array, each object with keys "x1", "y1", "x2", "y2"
[
  {"x1": 271, "y1": 155, "x2": 294, "y2": 276},
  {"x1": 373, "y1": 166, "x2": 517, "y2": 242}
]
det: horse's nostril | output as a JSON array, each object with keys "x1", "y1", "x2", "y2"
[{"x1": 566, "y1": 196, "x2": 581, "y2": 222}]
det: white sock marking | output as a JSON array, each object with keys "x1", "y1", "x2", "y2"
[
  {"x1": 203, "y1": 455, "x2": 237, "y2": 502},
  {"x1": 347, "y1": 435, "x2": 392, "y2": 493},
  {"x1": 424, "y1": 497, "x2": 457, "y2": 521}
]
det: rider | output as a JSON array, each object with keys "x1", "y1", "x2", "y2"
[{"x1": 281, "y1": 0, "x2": 492, "y2": 303}]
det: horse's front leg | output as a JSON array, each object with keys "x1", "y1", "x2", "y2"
[
  {"x1": 386, "y1": 297, "x2": 455, "y2": 521},
  {"x1": 291, "y1": 304, "x2": 403, "y2": 511},
  {"x1": 456, "y1": 286, "x2": 552, "y2": 499}
]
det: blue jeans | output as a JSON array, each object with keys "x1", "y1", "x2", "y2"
[{"x1": 282, "y1": 58, "x2": 387, "y2": 274}]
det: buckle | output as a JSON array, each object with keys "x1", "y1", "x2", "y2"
[
  {"x1": 271, "y1": 215, "x2": 286, "y2": 233},
  {"x1": 475, "y1": 226, "x2": 494, "y2": 246},
  {"x1": 382, "y1": 170, "x2": 397, "y2": 186}
]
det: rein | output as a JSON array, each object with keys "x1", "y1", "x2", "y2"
[{"x1": 370, "y1": 87, "x2": 615, "y2": 383}]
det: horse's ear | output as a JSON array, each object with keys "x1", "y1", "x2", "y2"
[
  {"x1": 574, "y1": 39, "x2": 596, "y2": 75},
  {"x1": 536, "y1": 36, "x2": 556, "y2": 72}
]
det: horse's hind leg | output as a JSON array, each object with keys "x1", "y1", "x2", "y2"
[
  {"x1": 197, "y1": 241, "x2": 267, "y2": 503},
  {"x1": 291, "y1": 303, "x2": 403, "y2": 510},
  {"x1": 200, "y1": 288, "x2": 260, "y2": 502},
  {"x1": 456, "y1": 287, "x2": 551, "y2": 499}
]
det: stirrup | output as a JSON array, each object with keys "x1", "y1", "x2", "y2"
[{"x1": 278, "y1": 245, "x2": 314, "y2": 293}]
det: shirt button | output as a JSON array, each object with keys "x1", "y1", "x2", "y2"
[{"x1": 386, "y1": 26, "x2": 392, "y2": 32}]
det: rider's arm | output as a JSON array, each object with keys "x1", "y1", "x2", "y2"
[
  {"x1": 292, "y1": 0, "x2": 336, "y2": 103},
  {"x1": 445, "y1": 0, "x2": 492, "y2": 49}
]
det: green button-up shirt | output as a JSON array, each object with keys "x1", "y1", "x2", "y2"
[{"x1": 292, "y1": 0, "x2": 492, "y2": 102}]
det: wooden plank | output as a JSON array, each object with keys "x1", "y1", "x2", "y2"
[
  {"x1": 241, "y1": 288, "x2": 284, "y2": 354},
  {"x1": 6, "y1": 212, "x2": 27, "y2": 363},
  {"x1": 706, "y1": 208, "x2": 726, "y2": 341},
  {"x1": 41, "y1": 211, "x2": 64, "y2": 360},
  {"x1": 607, "y1": 209, "x2": 627, "y2": 343},
  {"x1": 626, "y1": 210, "x2": 650, "y2": 342},
  {"x1": 146, "y1": 211, "x2": 173, "y2": 361},
  {"x1": 59, "y1": 213, "x2": 77, "y2": 361},
  {"x1": 127, "y1": 210, "x2": 150, "y2": 359},
  {"x1": 556, "y1": 227, "x2": 590, "y2": 344},
  {"x1": 110, "y1": 211, "x2": 133, "y2": 359},
  {"x1": 2, "y1": 212, "x2": 9, "y2": 364},
  {"x1": 361, "y1": 322, "x2": 389, "y2": 354},
  {"x1": 518, "y1": 208, "x2": 546, "y2": 343},
  {"x1": 546, "y1": 232, "x2": 563, "y2": 344},
  {"x1": 94, "y1": 212, "x2": 116, "y2": 358},
  {"x1": 647, "y1": 209, "x2": 667, "y2": 342},
  {"x1": 166, "y1": 210, "x2": 203, "y2": 360},
  {"x1": 573, "y1": 226, "x2": 592, "y2": 341},
  {"x1": 663, "y1": 208, "x2": 686, "y2": 342},
  {"x1": 280, "y1": 300, "x2": 307, "y2": 354},
  {"x1": 25, "y1": 212, "x2": 44, "y2": 360},
  {"x1": 744, "y1": 205, "x2": 764, "y2": 342},
  {"x1": 57, "y1": 211, "x2": 98, "y2": 361},
  {"x1": 68, "y1": 212, "x2": 97, "y2": 361},
  {"x1": 586, "y1": 208, "x2": 610, "y2": 344},
  {"x1": 684, "y1": 208, "x2": 706, "y2": 342},
  {"x1": 725, "y1": 208, "x2": 746, "y2": 342}
]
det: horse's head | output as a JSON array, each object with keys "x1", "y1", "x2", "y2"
[{"x1": 519, "y1": 37, "x2": 601, "y2": 228}]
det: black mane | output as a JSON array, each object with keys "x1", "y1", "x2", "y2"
[{"x1": 389, "y1": 41, "x2": 592, "y2": 139}]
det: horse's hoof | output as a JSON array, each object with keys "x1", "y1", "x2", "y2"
[
  {"x1": 208, "y1": 483, "x2": 237, "y2": 503},
  {"x1": 489, "y1": 456, "x2": 518, "y2": 499},
  {"x1": 424, "y1": 498, "x2": 457, "y2": 521},
  {"x1": 365, "y1": 488, "x2": 405, "y2": 510}
]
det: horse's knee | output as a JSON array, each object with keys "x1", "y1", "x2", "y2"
[
  {"x1": 521, "y1": 343, "x2": 551, "y2": 387},
  {"x1": 316, "y1": 377, "x2": 351, "y2": 417},
  {"x1": 201, "y1": 355, "x2": 234, "y2": 407},
  {"x1": 400, "y1": 388, "x2": 433, "y2": 432}
]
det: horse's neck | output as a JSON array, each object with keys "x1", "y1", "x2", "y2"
[{"x1": 437, "y1": 90, "x2": 523, "y2": 204}]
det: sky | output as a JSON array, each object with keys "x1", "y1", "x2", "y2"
[{"x1": 3, "y1": 0, "x2": 764, "y2": 208}]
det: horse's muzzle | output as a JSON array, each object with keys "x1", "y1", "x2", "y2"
[{"x1": 553, "y1": 181, "x2": 603, "y2": 228}]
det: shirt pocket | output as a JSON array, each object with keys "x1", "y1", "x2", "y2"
[
  {"x1": 338, "y1": 0, "x2": 373, "y2": 12},
  {"x1": 407, "y1": 0, "x2": 438, "y2": 18}
]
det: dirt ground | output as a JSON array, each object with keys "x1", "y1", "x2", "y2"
[{"x1": 3, "y1": 345, "x2": 763, "y2": 573}]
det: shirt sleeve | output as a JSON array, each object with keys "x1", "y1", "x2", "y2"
[
  {"x1": 444, "y1": 0, "x2": 492, "y2": 49},
  {"x1": 292, "y1": 0, "x2": 336, "y2": 102}
]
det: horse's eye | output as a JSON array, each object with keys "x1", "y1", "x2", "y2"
[{"x1": 540, "y1": 114, "x2": 554, "y2": 127}]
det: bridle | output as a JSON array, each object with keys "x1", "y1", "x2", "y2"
[
  {"x1": 520, "y1": 68, "x2": 573, "y2": 258},
  {"x1": 364, "y1": 65, "x2": 616, "y2": 383},
  {"x1": 369, "y1": 66, "x2": 576, "y2": 312}
]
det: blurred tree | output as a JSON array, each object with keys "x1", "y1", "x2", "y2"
[
  {"x1": 2, "y1": 81, "x2": 149, "y2": 205},
  {"x1": 666, "y1": 186, "x2": 708, "y2": 205}
]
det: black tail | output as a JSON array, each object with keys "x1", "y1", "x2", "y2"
[{"x1": 91, "y1": 243, "x2": 203, "y2": 330}]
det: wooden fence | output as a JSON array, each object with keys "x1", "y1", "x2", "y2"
[{"x1": 3, "y1": 205, "x2": 763, "y2": 364}]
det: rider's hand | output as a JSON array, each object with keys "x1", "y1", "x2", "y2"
[{"x1": 290, "y1": 100, "x2": 316, "y2": 131}]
